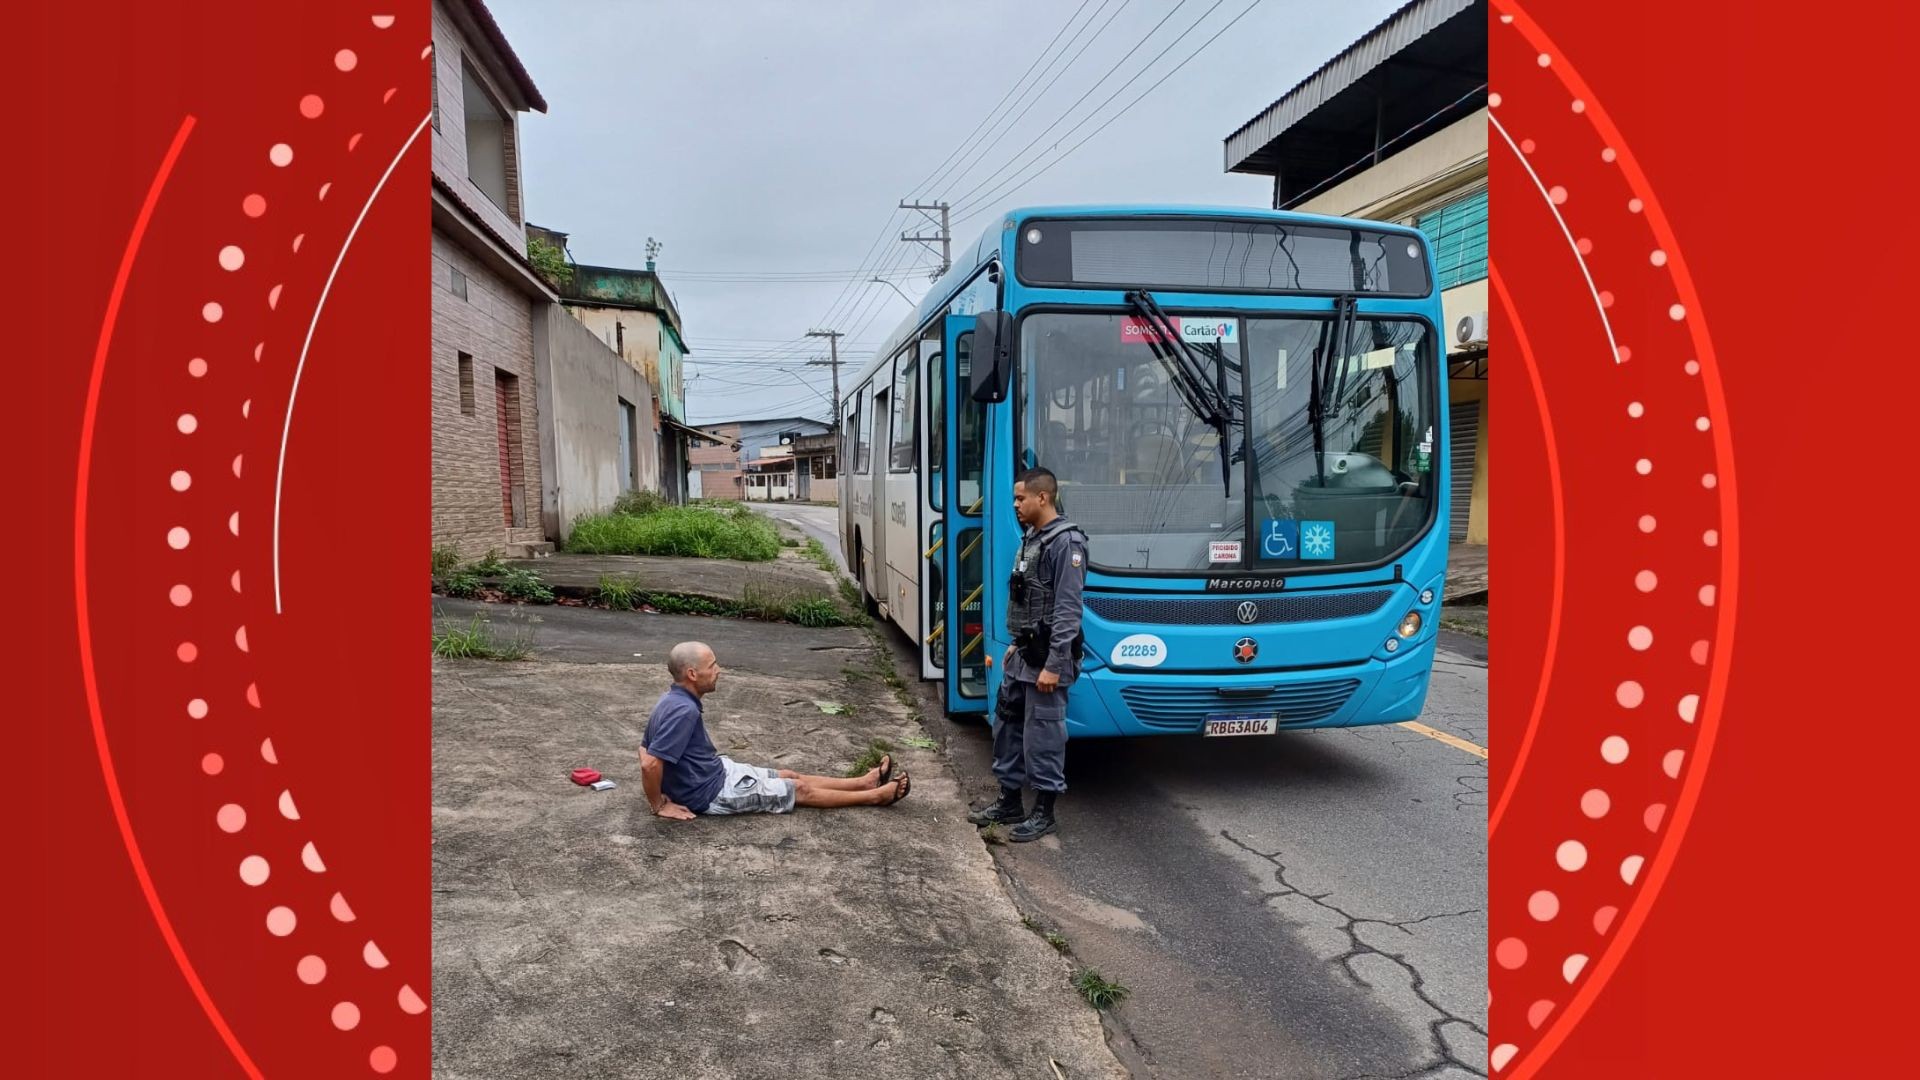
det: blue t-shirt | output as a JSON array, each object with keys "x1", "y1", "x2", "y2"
[{"x1": 642, "y1": 685, "x2": 724, "y2": 812}]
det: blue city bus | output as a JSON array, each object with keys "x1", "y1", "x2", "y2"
[{"x1": 838, "y1": 205, "x2": 1450, "y2": 737}]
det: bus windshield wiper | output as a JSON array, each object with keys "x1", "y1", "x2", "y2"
[
  {"x1": 1124, "y1": 290, "x2": 1238, "y2": 495},
  {"x1": 1309, "y1": 294, "x2": 1358, "y2": 488}
]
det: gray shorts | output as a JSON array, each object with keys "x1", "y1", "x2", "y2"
[{"x1": 700, "y1": 757, "x2": 797, "y2": 815}]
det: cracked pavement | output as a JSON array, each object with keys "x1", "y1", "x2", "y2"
[{"x1": 899, "y1": 628, "x2": 1488, "y2": 1079}]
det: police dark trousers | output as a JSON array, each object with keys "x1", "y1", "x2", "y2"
[{"x1": 993, "y1": 517, "x2": 1088, "y2": 796}]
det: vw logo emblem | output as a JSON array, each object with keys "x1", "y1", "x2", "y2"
[
  {"x1": 1235, "y1": 601, "x2": 1259, "y2": 624},
  {"x1": 1233, "y1": 637, "x2": 1258, "y2": 664}
]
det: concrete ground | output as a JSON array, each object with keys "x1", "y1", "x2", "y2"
[
  {"x1": 431, "y1": 598, "x2": 1126, "y2": 1080},
  {"x1": 768, "y1": 500, "x2": 1490, "y2": 1078}
]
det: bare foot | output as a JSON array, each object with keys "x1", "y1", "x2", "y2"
[{"x1": 865, "y1": 754, "x2": 893, "y2": 789}]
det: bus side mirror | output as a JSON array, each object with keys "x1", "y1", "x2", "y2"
[{"x1": 970, "y1": 311, "x2": 1013, "y2": 403}]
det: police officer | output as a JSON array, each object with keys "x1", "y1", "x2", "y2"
[{"x1": 967, "y1": 466, "x2": 1088, "y2": 842}]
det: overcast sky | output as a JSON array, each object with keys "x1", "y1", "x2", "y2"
[{"x1": 487, "y1": 0, "x2": 1404, "y2": 424}]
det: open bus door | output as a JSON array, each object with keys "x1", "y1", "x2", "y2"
[{"x1": 934, "y1": 315, "x2": 989, "y2": 716}]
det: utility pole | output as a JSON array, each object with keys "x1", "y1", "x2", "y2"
[
  {"x1": 899, "y1": 199, "x2": 950, "y2": 280},
  {"x1": 805, "y1": 329, "x2": 844, "y2": 418}
]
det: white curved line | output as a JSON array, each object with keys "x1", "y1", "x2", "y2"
[
  {"x1": 274, "y1": 113, "x2": 433, "y2": 614},
  {"x1": 1489, "y1": 113, "x2": 1622, "y2": 363}
]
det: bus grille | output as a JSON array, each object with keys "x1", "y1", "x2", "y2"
[
  {"x1": 1119, "y1": 679, "x2": 1362, "y2": 732},
  {"x1": 1086, "y1": 591, "x2": 1393, "y2": 626}
]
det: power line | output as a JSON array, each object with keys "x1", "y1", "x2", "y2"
[
  {"x1": 661, "y1": 266, "x2": 932, "y2": 281},
  {"x1": 937, "y1": 0, "x2": 1138, "y2": 200},
  {"x1": 942, "y1": 0, "x2": 1198, "y2": 208},
  {"x1": 811, "y1": 0, "x2": 1092, "y2": 342},
  {"x1": 953, "y1": 0, "x2": 1267, "y2": 225},
  {"x1": 907, "y1": 0, "x2": 1101, "y2": 201},
  {"x1": 948, "y1": 0, "x2": 1229, "y2": 216},
  {"x1": 814, "y1": 207, "x2": 913, "y2": 331}
]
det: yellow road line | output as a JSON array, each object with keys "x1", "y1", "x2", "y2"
[{"x1": 1398, "y1": 721, "x2": 1488, "y2": 760}]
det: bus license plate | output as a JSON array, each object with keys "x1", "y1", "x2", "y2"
[{"x1": 1204, "y1": 714, "x2": 1278, "y2": 737}]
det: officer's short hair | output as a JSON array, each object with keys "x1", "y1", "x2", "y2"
[{"x1": 1017, "y1": 467, "x2": 1058, "y2": 500}]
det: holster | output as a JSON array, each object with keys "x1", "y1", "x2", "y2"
[{"x1": 1015, "y1": 625, "x2": 1084, "y2": 670}]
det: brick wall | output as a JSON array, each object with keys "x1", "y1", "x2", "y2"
[{"x1": 433, "y1": 227, "x2": 544, "y2": 555}]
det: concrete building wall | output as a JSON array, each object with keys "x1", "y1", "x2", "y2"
[
  {"x1": 431, "y1": 1, "x2": 525, "y2": 248},
  {"x1": 432, "y1": 228, "x2": 545, "y2": 555},
  {"x1": 1295, "y1": 109, "x2": 1488, "y2": 223},
  {"x1": 565, "y1": 305, "x2": 665, "y2": 492},
  {"x1": 531, "y1": 305, "x2": 653, "y2": 542}
]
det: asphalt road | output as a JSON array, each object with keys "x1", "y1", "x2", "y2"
[
  {"x1": 760, "y1": 502, "x2": 846, "y2": 570},
  {"x1": 758, "y1": 502, "x2": 1491, "y2": 1078},
  {"x1": 921, "y1": 630, "x2": 1489, "y2": 1080}
]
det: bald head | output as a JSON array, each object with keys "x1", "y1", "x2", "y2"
[{"x1": 667, "y1": 641, "x2": 712, "y2": 681}]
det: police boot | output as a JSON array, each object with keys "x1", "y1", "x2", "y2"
[
  {"x1": 968, "y1": 787, "x2": 1026, "y2": 827},
  {"x1": 1009, "y1": 791, "x2": 1058, "y2": 842}
]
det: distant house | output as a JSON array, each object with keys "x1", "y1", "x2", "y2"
[
  {"x1": 530, "y1": 229, "x2": 695, "y2": 505},
  {"x1": 686, "y1": 417, "x2": 832, "y2": 501}
]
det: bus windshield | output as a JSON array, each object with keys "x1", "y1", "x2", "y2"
[
  {"x1": 1019, "y1": 312, "x2": 1436, "y2": 572},
  {"x1": 1245, "y1": 315, "x2": 1436, "y2": 568},
  {"x1": 1020, "y1": 312, "x2": 1247, "y2": 571}
]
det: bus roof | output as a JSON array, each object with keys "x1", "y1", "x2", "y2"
[{"x1": 845, "y1": 204, "x2": 1430, "y2": 395}]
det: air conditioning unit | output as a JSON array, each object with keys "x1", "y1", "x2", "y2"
[{"x1": 1454, "y1": 311, "x2": 1489, "y2": 348}]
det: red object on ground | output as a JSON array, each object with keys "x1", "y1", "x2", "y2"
[{"x1": 569, "y1": 769, "x2": 602, "y2": 786}]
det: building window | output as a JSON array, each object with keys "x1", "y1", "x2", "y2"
[
  {"x1": 450, "y1": 267, "x2": 468, "y2": 301},
  {"x1": 1416, "y1": 190, "x2": 1488, "y2": 290},
  {"x1": 457, "y1": 352, "x2": 476, "y2": 415},
  {"x1": 462, "y1": 58, "x2": 514, "y2": 217},
  {"x1": 811, "y1": 454, "x2": 837, "y2": 480}
]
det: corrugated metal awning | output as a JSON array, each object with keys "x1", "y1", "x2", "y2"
[{"x1": 1225, "y1": 0, "x2": 1481, "y2": 176}]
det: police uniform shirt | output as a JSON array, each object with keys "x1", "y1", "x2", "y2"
[{"x1": 1003, "y1": 519, "x2": 1089, "y2": 686}]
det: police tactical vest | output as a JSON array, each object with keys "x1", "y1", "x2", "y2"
[{"x1": 1007, "y1": 517, "x2": 1085, "y2": 635}]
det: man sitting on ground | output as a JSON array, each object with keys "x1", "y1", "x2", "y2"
[{"x1": 640, "y1": 641, "x2": 911, "y2": 819}]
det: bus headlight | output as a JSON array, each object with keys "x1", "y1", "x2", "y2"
[
  {"x1": 1420, "y1": 589, "x2": 1435, "y2": 605},
  {"x1": 1397, "y1": 611, "x2": 1423, "y2": 638},
  {"x1": 1384, "y1": 638, "x2": 1400, "y2": 653}
]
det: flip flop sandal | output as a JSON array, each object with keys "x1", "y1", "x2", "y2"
[
  {"x1": 885, "y1": 771, "x2": 912, "y2": 805},
  {"x1": 876, "y1": 754, "x2": 894, "y2": 787}
]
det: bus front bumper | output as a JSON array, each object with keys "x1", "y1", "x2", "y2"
[{"x1": 1065, "y1": 636, "x2": 1437, "y2": 738}]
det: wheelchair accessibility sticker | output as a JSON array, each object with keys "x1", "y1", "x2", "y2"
[{"x1": 1259, "y1": 519, "x2": 1298, "y2": 559}]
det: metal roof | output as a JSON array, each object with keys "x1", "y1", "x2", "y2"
[{"x1": 1224, "y1": 0, "x2": 1484, "y2": 189}]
